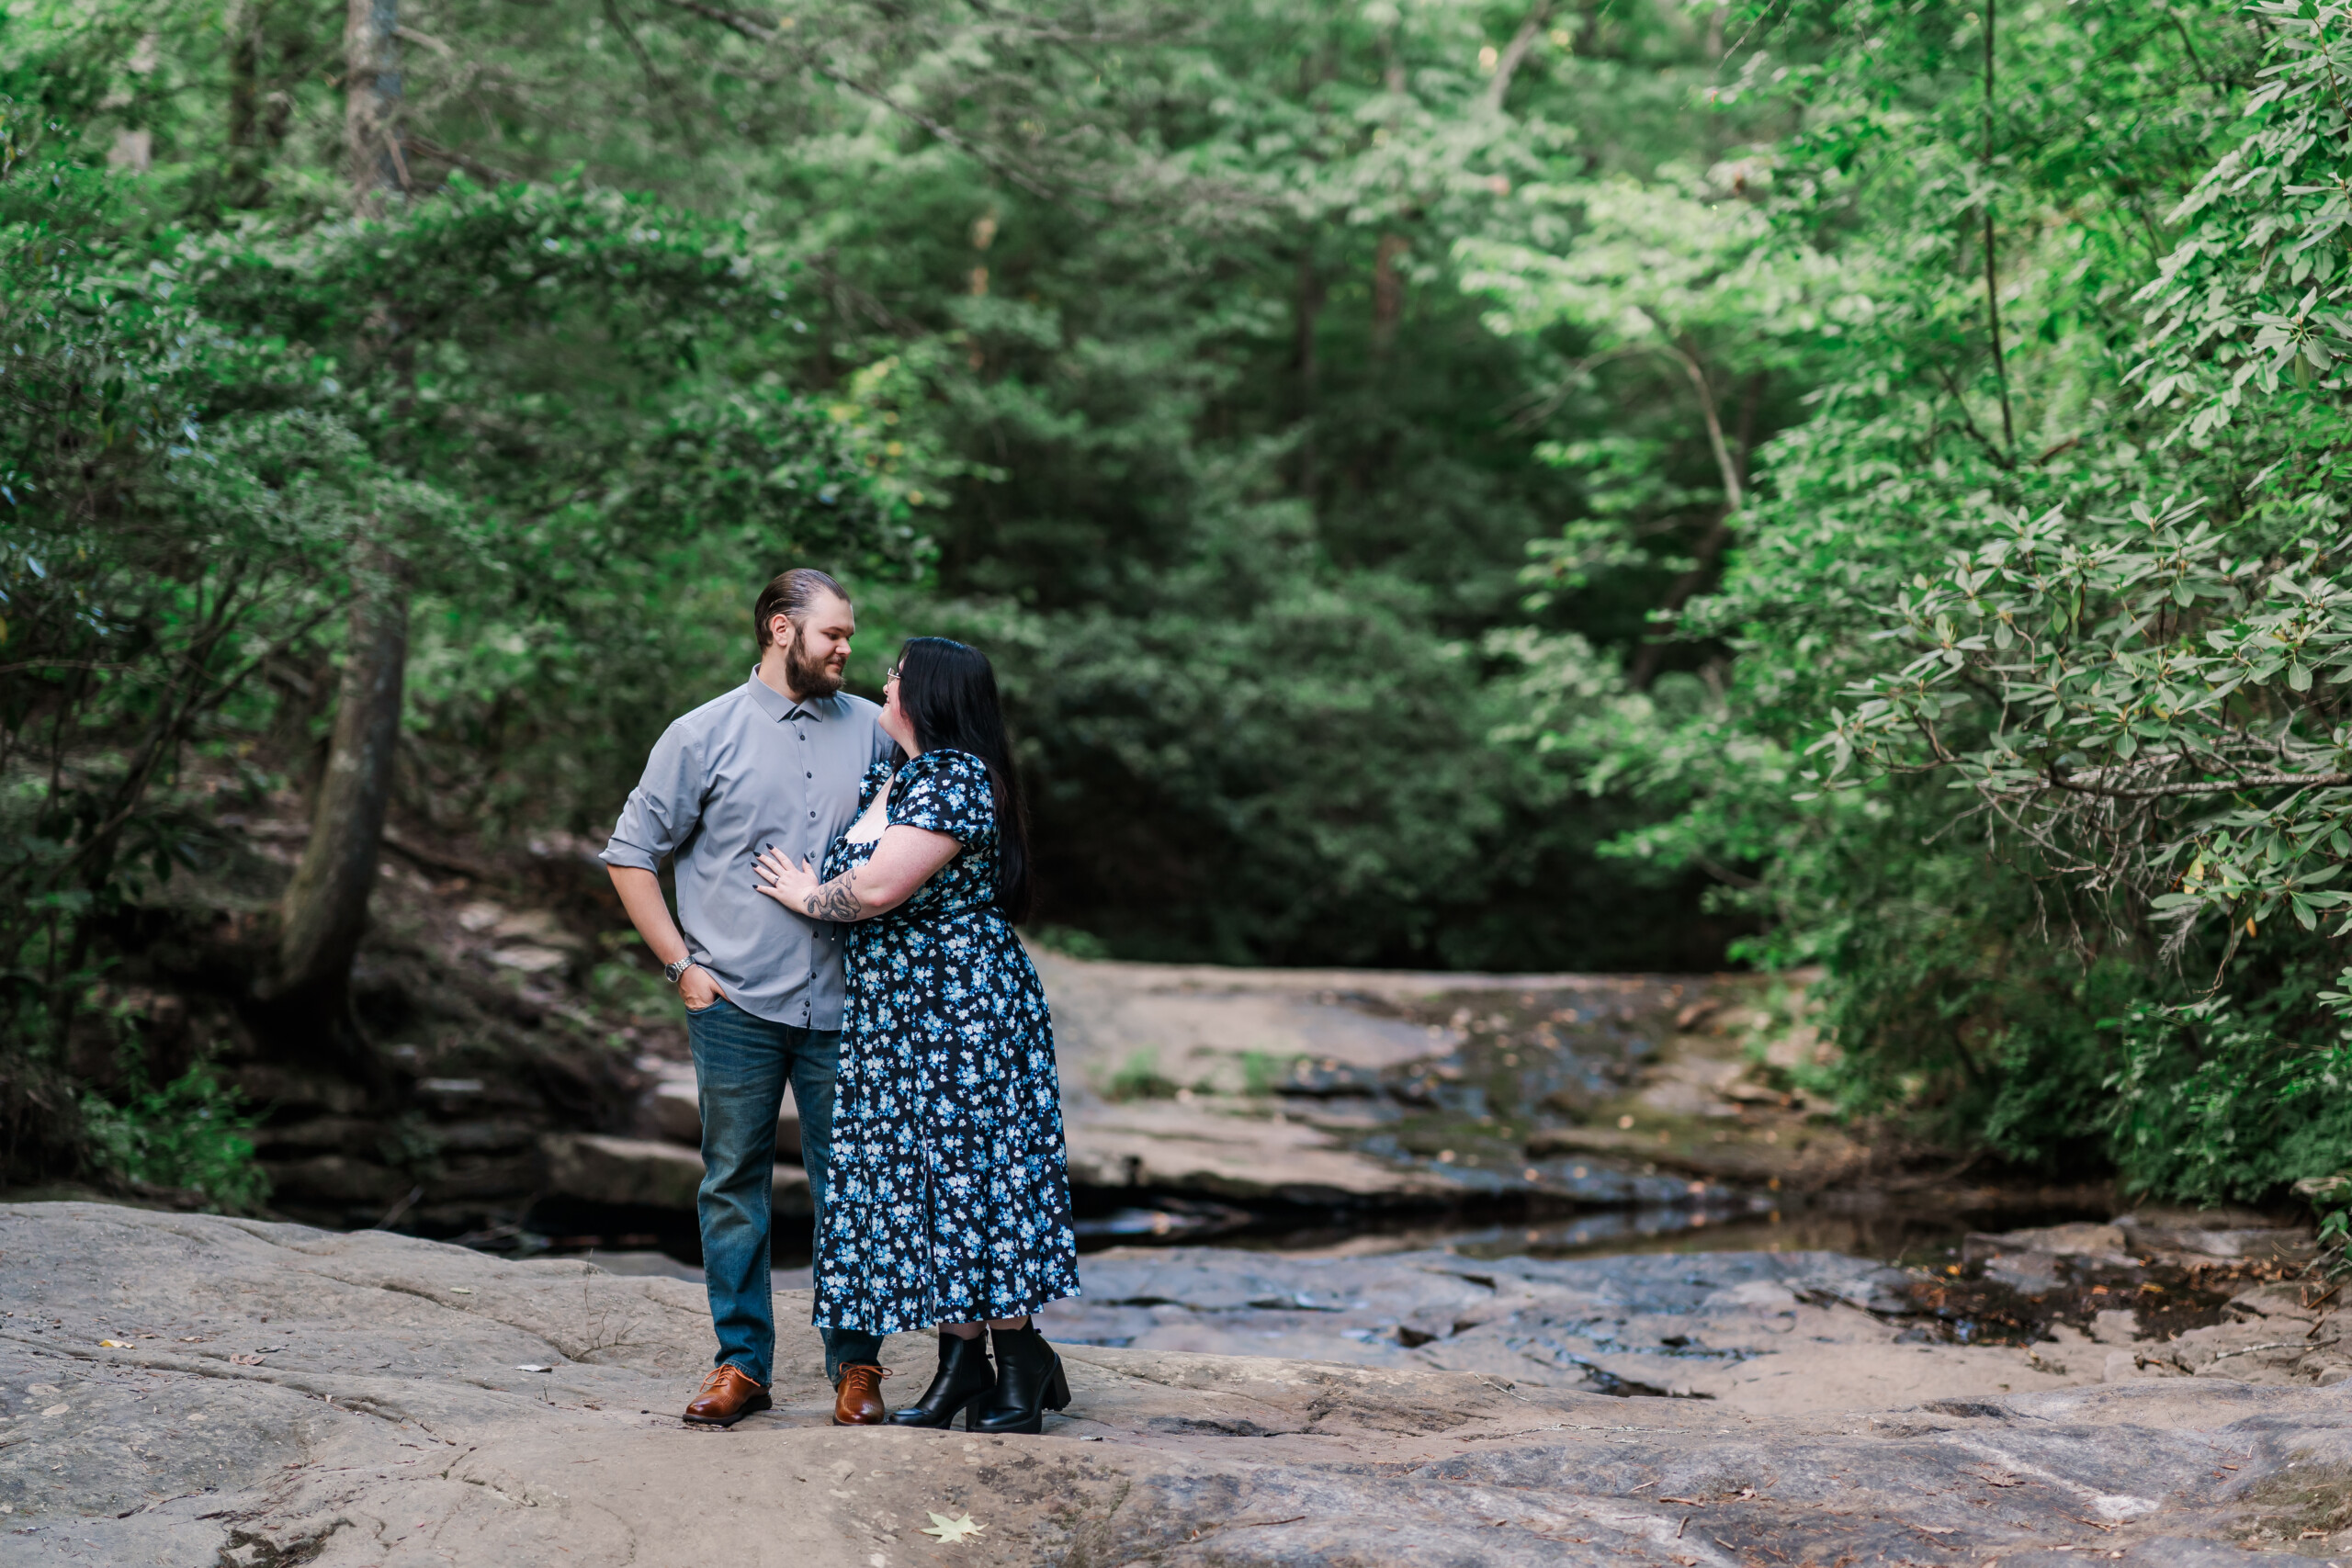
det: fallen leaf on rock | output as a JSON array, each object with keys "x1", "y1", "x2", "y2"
[
  {"x1": 230, "y1": 1354, "x2": 266, "y2": 1367},
  {"x1": 515, "y1": 1365, "x2": 554, "y2": 1373},
  {"x1": 1972, "y1": 1471, "x2": 2022, "y2": 1487},
  {"x1": 921, "y1": 1512, "x2": 985, "y2": 1543},
  {"x1": 447, "y1": 1287, "x2": 474, "y2": 1295},
  {"x1": 97, "y1": 1339, "x2": 127, "y2": 1348},
  {"x1": 177, "y1": 1337, "x2": 204, "y2": 1343},
  {"x1": 1659, "y1": 1496, "x2": 1708, "y2": 1506}
]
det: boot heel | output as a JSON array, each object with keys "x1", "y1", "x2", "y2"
[
  {"x1": 888, "y1": 1332, "x2": 995, "y2": 1429},
  {"x1": 974, "y1": 1323, "x2": 1070, "y2": 1435}
]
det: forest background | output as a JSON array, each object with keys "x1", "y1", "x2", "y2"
[{"x1": 5, "y1": 0, "x2": 2351, "y2": 1232}]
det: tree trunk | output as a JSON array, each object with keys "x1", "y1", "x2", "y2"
[
  {"x1": 226, "y1": 1, "x2": 265, "y2": 204},
  {"x1": 1629, "y1": 371, "x2": 1764, "y2": 691},
  {"x1": 263, "y1": 547, "x2": 406, "y2": 1081},
  {"x1": 251, "y1": 3, "x2": 412, "y2": 1081},
  {"x1": 344, "y1": 0, "x2": 406, "y2": 215},
  {"x1": 1294, "y1": 250, "x2": 1324, "y2": 498},
  {"x1": 1487, "y1": 1, "x2": 1555, "y2": 110},
  {"x1": 1372, "y1": 233, "x2": 1407, "y2": 354}
]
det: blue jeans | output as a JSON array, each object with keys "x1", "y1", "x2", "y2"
[{"x1": 685, "y1": 998, "x2": 885, "y2": 1385}]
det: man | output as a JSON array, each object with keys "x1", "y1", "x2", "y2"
[{"x1": 601, "y1": 568, "x2": 898, "y2": 1427}]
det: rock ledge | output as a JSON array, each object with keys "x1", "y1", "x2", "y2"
[{"x1": 3, "y1": 1202, "x2": 2346, "y2": 1566}]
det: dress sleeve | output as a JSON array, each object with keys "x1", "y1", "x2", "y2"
[
  {"x1": 888, "y1": 750, "x2": 995, "y2": 842},
  {"x1": 855, "y1": 759, "x2": 897, "y2": 812}
]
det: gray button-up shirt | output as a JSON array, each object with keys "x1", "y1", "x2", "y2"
[{"x1": 600, "y1": 674, "x2": 893, "y2": 1030}]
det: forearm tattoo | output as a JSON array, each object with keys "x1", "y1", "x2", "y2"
[{"x1": 805, "y1": 870, "x2": 864, "y2": 922}]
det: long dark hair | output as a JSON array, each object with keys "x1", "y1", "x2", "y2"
[{"x1": 896, "y1": 637, "x2": 1033, "y2": 922}]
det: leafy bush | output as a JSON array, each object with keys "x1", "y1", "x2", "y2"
[
  {"x1": 2301, "y1": 1175, "x2": 2352, "y2": 1278},
  {"x1": 1464, "y1": 0, "x2": 2352, "y2": 1201},
  {"x1": 1105, "y1": 1050, "x2": 1177, "y2": 1102},
  {"x1": 80, "y1": 1066, "x2": 269, "y2": 1213},
  {"x1": 2109, "y1": 985, "x2": 2352, "y2": 1206}
]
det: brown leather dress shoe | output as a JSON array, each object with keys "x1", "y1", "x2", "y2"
[
  {"x1": 683, "y1": 1364, "x2": 772, "y2": 1427},
  {"x1": 831, "y1": 1364, "x2": 892, "y2": 1426}
]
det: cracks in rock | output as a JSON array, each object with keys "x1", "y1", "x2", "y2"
[
  {"x1": 214, "y1": 1520, "x2": 343, "y2": 1566},
  {"x1": 8, "y1": 1337, "x2": 455, "y2": 1429}
]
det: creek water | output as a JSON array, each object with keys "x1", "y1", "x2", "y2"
[
  {"x1": 512, "y1": 1187, "x2": 2111, "y2": 1288},
  {"x1": 489, "y1": 973, "x2": 2116, "y2": 1279}
]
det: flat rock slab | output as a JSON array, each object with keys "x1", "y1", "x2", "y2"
[
  {"x1": 5, "y1": 1203, "x2": 2347, "y2": 1565},
  {"x1": 1040, "y1": 955, "x2": 1715, "y2": 1206},
  {"x1": 1037, "y1": 1245, "x2": 2119, "y2": 1412}
]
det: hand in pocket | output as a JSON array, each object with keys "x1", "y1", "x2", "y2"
[{"x1": 679, "y1": 964, "x2": 727, "y2": 1012}]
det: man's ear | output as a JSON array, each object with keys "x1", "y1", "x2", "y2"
[{"x1": 770, "y1": 614, "x2": 794, "y2": 650}]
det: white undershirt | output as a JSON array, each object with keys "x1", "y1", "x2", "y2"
[{"x1": 844, "y1": 781, "x2": 892, "y2": 845}]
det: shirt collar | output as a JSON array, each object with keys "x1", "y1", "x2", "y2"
[{"x1": 744, "y1": 671, "x2": 835, "y2": 723}]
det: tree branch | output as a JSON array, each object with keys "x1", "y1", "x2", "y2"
[
  {"x1": 2043, "y1": 769, "x2": 2352, "y2": 800},
  {"x1": 1487, "y1": 2, "x2": 1554, "y2": 111},
  {"x1": 1981, "y1": 0, "x2": 2016, "y2": 451},
  {"x1": 1671, "y1": 338, "x2": 1743, "y2": 510},
  {"x1": 653, "y1": 0, "x2": 1060, "y2": 197}
]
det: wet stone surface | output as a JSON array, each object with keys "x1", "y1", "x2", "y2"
[
  {"x1": 1040, "y1": 960, "x2": 1873, "y2": 1231},
  {"x1": 10, "y1": 1202, "x2": 2348, "y2": 1566}
]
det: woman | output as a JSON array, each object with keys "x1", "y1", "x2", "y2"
[{"x1": 753, "y1": 636, "x2": 1080, "y2": 1434}]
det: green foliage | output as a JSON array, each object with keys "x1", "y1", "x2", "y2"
[
  {"x1": 1, "y1": 0, "x2": 1781, "y2": 973},
  {"x1": 1810, "y1": 3, "x2": 2352, "y2": 963},
  {"x1": 79, "y1": 1064, "x2": 269, "y2": 1212},
  {"x1": 1466, "y1": 0, "x2": 2352, "y2": 1196},
  {"x1": 2110, "y1": 980, "x2": 2352, "y2": 1205},
  {"x1": 2302, "y1": 1174, "x2": 2352, "y2": 1277},
  {"x1": 1027, "y1": 926, "x2": 1110, "y2": 961},
  {"x1": 12, "y1": 0, "x2": 2350, "y2": 1212},
  {"x1": 1106, "y1": 1049, "x2": 1176, "y2": 1102},
  {"x1": 1238, "y1": 1050, "x2": 1293, "y2": 1099},
  {"x1": 0, "y1": 107, "x2": 909, "y2": 1032}
]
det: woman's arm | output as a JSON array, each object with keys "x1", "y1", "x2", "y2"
[{"x1": 752, "y1": 826, "x2": 960, "y2": 921}]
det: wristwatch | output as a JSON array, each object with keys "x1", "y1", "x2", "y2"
[{"x1": 663, "y1": 957, "x2": 697, "y2": 986}]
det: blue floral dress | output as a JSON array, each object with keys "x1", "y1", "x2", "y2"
[{"x1": 811, "y1": 748, "x2": 1080, "y2": 1336}]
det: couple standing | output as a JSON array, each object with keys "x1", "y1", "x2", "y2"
[{"x1": 600, "y1": 568, "x2": 1080, "y2": 1431}]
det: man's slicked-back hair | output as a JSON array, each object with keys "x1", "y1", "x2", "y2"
[{"x1": 752, "y1": 568, "x2": 849, "y2": 652}]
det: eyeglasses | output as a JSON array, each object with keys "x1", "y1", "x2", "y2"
[{"x1": 884, "y1": 661, "x2": 902, "y2": 684}]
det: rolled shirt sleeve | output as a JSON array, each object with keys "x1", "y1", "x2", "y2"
[
  {"x1": 600, "y1": 718, "x2": 701, "y2": 874},
  {"x1": 598, "y1": 678, "x2": 888, "y2": 1030}
]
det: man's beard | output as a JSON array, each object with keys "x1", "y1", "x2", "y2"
[{"x1": 786, "y1": 635, "x2": 843, "y2": 699}]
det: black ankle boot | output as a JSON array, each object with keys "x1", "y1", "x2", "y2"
[
  {"x1": 972, "y1": 1320, "x2": 1070, "y2": 1436},
  {"x1": 887, "y1": 1332, "x2": 994, "y2": 1428}
]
